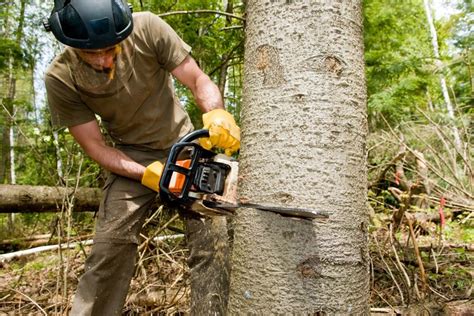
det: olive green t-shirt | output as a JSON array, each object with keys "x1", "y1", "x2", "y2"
[{"x1": 45, "y1": 12, "x2": 194, "y2": 150}]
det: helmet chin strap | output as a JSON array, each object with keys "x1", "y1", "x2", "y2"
[
  {"x1": 107, "y1": 45, "x2": 122, "y2": 80},
  {"x1": 106, "y1": 63, "x2": 116, "y2": 80}
]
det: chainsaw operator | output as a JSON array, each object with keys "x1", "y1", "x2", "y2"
[{"x1": 43, "y1": 0, "x2": 239, "y2": 315}]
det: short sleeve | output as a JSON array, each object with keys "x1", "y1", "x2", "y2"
[
  {"x1": 45, "y1": 74, "x2": 96, "y2": 128},
  {"x1": 144, "y1": 13, "x2": 192, "y2": 71}
]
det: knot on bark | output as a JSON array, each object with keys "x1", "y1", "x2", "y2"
[
  {"x1": 302, "y1": 54, "x2": 346, "y2": 76},
  {"x1": 297, "y1": 255, "x2": 322, "y2": 279},
  {"x1": 19, "y1": 192, "x2": 33, "y2": 203},
  {"x1": 323, "y1": 55, "x2": 344, "y2": 76}
]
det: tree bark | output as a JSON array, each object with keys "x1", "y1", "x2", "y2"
[
  {"x1": 228, "y1": 1, "x2": 369, "y2": 314},
  {"x1": 0, "y1": 184, "x2": 101, "y2": 213}
]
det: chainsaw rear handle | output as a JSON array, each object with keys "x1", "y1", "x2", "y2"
[{"x1": 159, "y1": 129, "x2": 214, "y2": 203}]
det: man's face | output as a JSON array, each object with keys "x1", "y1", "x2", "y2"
[{"x1": 75, "y1": 45, "x2": 121, "y2": 72}]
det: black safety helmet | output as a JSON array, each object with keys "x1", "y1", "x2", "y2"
[{"x1": 43, "y1": 0, "x2": 133, "y2": 49}]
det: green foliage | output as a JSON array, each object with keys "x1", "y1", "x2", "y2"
[
  {"x1": 364, "y1": 0, "x2": 473, "y2": 137},
  {"x1": 446, "y1": 221, "x2": 474, "y2": 243},
  {"x1": 451, "y1": 1, "x2": 473, "y2": 50},
  {"x1": 0, "y1": 39, "x2": 23, "y2": 70},
  {"x1": 364, "y1": 0, "x2": 436, "y2": 128},
  {"x1": 0, "y1": 0, "x2": 468, "y2": 192},
  {"x1": 14, "y1": 123, "x2": 102, "y2": 187}
]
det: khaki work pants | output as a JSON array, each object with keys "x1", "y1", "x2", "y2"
[{"x1": 70, "y1": 146, "x2": 231, "y2": 316}]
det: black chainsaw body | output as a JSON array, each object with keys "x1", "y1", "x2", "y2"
[{"x1": 159, "y1": 130, "x2": 230, "y2": 206}]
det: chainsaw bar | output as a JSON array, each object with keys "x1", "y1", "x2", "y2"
[{"x1": 217, "y1": 202, "x2": 329, "y2": 220}]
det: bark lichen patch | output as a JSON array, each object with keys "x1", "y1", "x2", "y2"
[
  {"x1": 297, "y1": 256, "x2": 322, "y2": 279},
  {"x1": 255, "y1": 44, "x2": 285, "y2": 86}
]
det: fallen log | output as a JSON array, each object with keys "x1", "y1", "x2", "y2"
[
  {"x1": 443, "y1": 299, "x2": 474, "y2": 315},
  {"x1": 0, "y1": 234, "x2": 53, "y2": 244},
  {"x1": 0, "y1": 239, "x2": 94, "y2": 263},
  {"x1": 0, "y1": 184, "x2": 101, "y2": 213},
  {"x1": 127, "y1": 287, "x2": 189, "y2": 308},
  {"x1": 0, "y1": 234, "x2": 94, "y2": 249},
  {"x1": 0, "y1": 234, "x2": 184, "y2": 263}
]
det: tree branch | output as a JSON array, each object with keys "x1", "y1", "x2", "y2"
[{"x1": 158, "y1": 10, "x2": 245, "y2": 22}]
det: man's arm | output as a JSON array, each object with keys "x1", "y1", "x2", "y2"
[
  {"x1": 171, "y1": 55, "x2": 241, "y2": 155},
  {"x1": 171, "y1": 55, "x2": 223, "y2": 112},
  {"x1": 69, "y1": 120, "x2": 145, "y2": 181}
]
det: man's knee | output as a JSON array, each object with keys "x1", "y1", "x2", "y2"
[{"x1": 85, "y1": 242, "x2": 137, "y2": 273}]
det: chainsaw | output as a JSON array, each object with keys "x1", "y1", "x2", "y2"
[{"x1": 159, "y1": 129, "x2": 329, "y2": 220}]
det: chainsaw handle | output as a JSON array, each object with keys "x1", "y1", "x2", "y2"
[{"x1": 180, "y1": 129, "x2": 209, "y2": 143}]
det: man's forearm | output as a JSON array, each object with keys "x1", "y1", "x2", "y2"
[
  {"x1": 86, "y1": 144, "x2": 145, "y2": 181},
  {"x1": 170, "y1": 55, "x2": 224, "y2": 113},
  {"x1": 193, "y1": 75, "x2": 224, "y2": 112},
  {"x1": 68, "y1": 121, "x2": 146, "y2": 182}
]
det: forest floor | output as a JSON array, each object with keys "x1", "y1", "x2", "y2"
[{"x1": 1, "y1": 210, "x2": 472, "y2": 315}]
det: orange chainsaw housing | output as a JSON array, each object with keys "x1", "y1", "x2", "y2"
[{"x1": 169, "y1": 159, "x2": 191, "y2": 194}]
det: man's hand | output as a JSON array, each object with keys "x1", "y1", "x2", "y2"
[
  {"x1": 141, "y1": 161, "x2": 164, "y2": 192},
  {"x1": 199, "y1": 109, "x2": 240, "y2": 156}
]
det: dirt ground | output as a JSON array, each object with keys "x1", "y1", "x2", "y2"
[
  {"x1": 0, "y1": 234, "x2": 189, "y2": 315},
  {"x1": 0, "y1": 215, "x2": 472, "y2": 315}
]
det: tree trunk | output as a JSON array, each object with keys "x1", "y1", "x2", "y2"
[
  {"x1": 53, "y1": 130, "x2": 64, "y2": 180},
  {"x1": 2, "y1": 0, "x2": 26, "y2": 229},
  {"x1": 0, "y1": 184, "x2": 101, "y2": 213},
  {"x1": 423, "y1": 0, "x2": 464, "y2": 158},
  {"x1": 217, "y1": 0, "x2": 234, "y2": 95},
  {"x1": 228, "y1": 1, "x2": 369, "y2": 314}
]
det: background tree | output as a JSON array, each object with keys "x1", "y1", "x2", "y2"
[
  {"x1": 227, "y1": 0, "x2": 369, "y2": 313},
  {"x1": 424, "y1": 0, "x2": 463, "y2": 157}
]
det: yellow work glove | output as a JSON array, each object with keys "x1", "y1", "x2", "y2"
[
  {"x1": 141, "y1": 161, "x2": 164, "y2": 192},
  {"x1": 199, "y1": 109, "x2": 240, "y2": 156}
]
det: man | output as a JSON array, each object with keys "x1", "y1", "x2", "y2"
[{"x1": 43, "y1": 0, "x2": 239, "y2": 315}]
